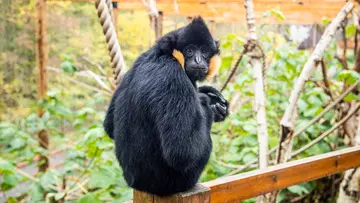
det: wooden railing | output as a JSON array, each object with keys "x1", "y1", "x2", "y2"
[{"x1": 130, "y1": 146, "x2": 360, "y2": 203}]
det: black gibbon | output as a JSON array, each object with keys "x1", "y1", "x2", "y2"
[{"x1": 104, "y1": 17, "x2": 229, "y2": 195}]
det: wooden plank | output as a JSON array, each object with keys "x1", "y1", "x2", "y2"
[
  {"x1": 168, "y1": 0, "x2": 345, "y2": 3},
  {"x1": 47, "y1": 0, "x2": 349, "y2": 23},
  {"x1": 48, "y1": 0, "x2": 347, "y2": 9},
  {"x1": 133, "y1": 184, "x2": 210, "y2": 203},
  {"x1": 203, "y1": 146, "x2": 360, "y2": 203},
  {"x1": 48, "y1": 0, "x2": 349, "y2": 8},
  {"x1": 133, "y1": 190, "x2": 154, "y2": 203},
  {"x1": 35, "y1": 0, "x2": 49, "y2": 172},
  {"x1": 113, "y1": 2, "x2": 119, "y2": 33},
  {"x1": 113, "y1": 2, "x2": 346, "y2": 23},
  {"x1": 116, "y1": 0, "x2": 347, "y2": 4},
  {"x1": 117, "y1": 2, "x2": 346, "y2": 11}
]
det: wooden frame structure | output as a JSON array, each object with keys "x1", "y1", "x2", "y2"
[{"x1": 50, "y1": 0, "x2": 351, "y2": 24}]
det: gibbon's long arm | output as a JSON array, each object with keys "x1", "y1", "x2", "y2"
[{"x1": 154, "y1": 92, "x2": 213, "y2": 171}]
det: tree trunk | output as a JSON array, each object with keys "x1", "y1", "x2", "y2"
[
  {"x1": 337, "y1": 113, "x2": 360, "y2": 203},
  {"x1": 243, "y1": 1, "x2": 269, "y2": 202},
  {"x1": 35, "y1": 0, "x2": 49, "y2": 172},
  {"x1": 337, "y1": 7, "x2": 360, "y2": 202}
]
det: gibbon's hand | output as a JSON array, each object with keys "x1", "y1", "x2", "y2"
[{"x1": 198, "y1": 86, "x2": 229, "y2": 122}]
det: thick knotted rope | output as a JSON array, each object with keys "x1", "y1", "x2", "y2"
[
  {"x1": 95, "y1": 0, "x2": 126, "y2": 85},
  {"x1": 106, "y1": 0, "x2": 115, "y2": 22}
]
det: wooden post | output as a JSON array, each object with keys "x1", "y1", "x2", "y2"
[
  {"x1": 154, "y1": 11, "x2": 163, "y2": 40},
  {"x1": 149, "y1": 15, "x2": 154, "y2": 46},
  {"x1": 209, "y1": 20, "x2": 215, "y2": 35},
  {"x1": 158, "y1": 11, "x2": 163, "y2": 38},
  {"x1": 133, "y1": 184, "x2": 210, "y2": 203},
  {"x1": 112, "y1": 1, "x2": 118, "y2": 32},
  {"x1": 187, "y1": 16, "x2": 193, "y2": 23},
  {"x1": 35, "y1": 0, "x2": 49, "y2": 172}
]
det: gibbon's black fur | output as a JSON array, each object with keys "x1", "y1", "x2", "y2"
[{"x1": 103, "y1": 17, "x2": 229, "y2": 196}]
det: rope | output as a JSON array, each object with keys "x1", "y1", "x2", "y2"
[
  {"x1": 95, "y1": 0, "x2": 126, "y2": 85},
  {"x1": 106, "y1": 0, "x2": 115, "y2": 22}
]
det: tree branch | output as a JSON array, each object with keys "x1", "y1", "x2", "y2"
[
  {"x1": 85, "y1": 69, "x2": 112, "y2": 91},
  {"x1": 226, "y1": 79, "x2": 360, "y2": 175},
  {"x1": 293, "y1": 79, "x2": 360, "y2": 138},
  {"x1": 291, "y1": 103, "x2": 360, "y2": 157},
  {"x1": 320, "y1": 60, "x2": 334, "y2": 100},
  {"x1": 47, "y1": 67, "x2": 112, "y2": 96},
  {"x1": 80, "y1": 56, "x2": 108, "y2": 76},
  {"x1": 275, "y1": 3, "x2": 354, "y2": 183},
  {"x1": 14, "y1": 167, "x2": 58, "y2": 191},
  {"x1": 341, "y1": 19, "x2": 348, "y2": 64},
  {"x1": 281, "y1": 2, "x2": 353, "y2": 129}
]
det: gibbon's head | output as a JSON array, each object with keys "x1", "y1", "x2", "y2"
[{"x1": 171, "y1": 17, "x2": 221, "y2": 82}]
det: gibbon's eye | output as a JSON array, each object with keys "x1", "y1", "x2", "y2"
[
  {"x1": 200, "y1": 46, "x2": 210, "y2": 58},
  {"x1": 185, "y1": 45, "x2": 195, "y2": 56}
]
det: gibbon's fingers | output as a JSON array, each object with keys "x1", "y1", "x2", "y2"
[{"x1": 207, "y1": 92, "x2": 227, "y2": 104}]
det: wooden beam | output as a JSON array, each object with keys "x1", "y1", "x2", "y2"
[
  {"x1": 209, "y1": 20, "x2": 215, "y2": 35},
  {"x1": 35, "y1": 0, "x2": 49, "y2": 172},
  {"x1": 46, "y1": 0, "x2": 349, "y2": 23},
  {"x1": 154, "y1": 11, "x2": 163, "y2": 40},
  {"x1": 133, "y1": 184, "x2": 210, "y2": 203},
  {"x1": 113, "y1": 1, "x2": 118, "y2": 33},
  {"x1": 187, "y1": 16, "x2": 193, "y2": 23},
  {"x1": 118, "y1": 3, "x2": 346, "y2": 12},
  {"x1": 203, "y1": 146, "x2": 360, "y2": 203}
]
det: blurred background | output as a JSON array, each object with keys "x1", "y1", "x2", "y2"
[{"x1": 1, "y1": 0, "x2": 359, "y2": 202}]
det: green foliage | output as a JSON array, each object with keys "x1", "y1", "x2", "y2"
[
  {"x1": 0, "y1": 0, "x2": 36, "y2": 119},
  {"x1": 288, "y1": 183, "x2": 312, "y2": 196},
  {"x1": 60, "y1": 54, "x2": 78, "y2": 76},
  {"x1": 0, "y1": 159, "x2": 20, "y2": 191},
  {"x1": 0, "y1": 90, "x2": 131, "y2": 202},
  {"x1": 346, "y1": 23, "x2": 356, "y2": 38},
  {"x1": 263, "y1": 9, "x2": 286, "y2": 21},
  {"x1": 77, "y1": 194, "x2": 102, "y2": 203},
  {"x1": 338, "y1": 69, "x2": 360, "y2": 85}
]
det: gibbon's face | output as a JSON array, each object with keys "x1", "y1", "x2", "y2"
[
  {"x1": 172, "y1": 17, "x2": 221, "y2": 82},
  {"x1": 183, "y1": 43, "x2": 215, "y2": 81}
]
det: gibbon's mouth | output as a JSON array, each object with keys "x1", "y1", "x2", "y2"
[
  {"x1": 189, "y1": 66, "x2": 208, "y2": 72},
  {"x1": 190, "y1": 68, "x2": 208, "y2": 75},
  {"x1": 192, "y1": 67, "x2": 206, "y2": 70}
]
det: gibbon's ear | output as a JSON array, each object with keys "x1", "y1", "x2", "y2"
[
  {"x1": 172, "y1": 49, "x2": 185, "y2": 70},
  {"x1": 206, "y1": 54, "x2": 221, "y2": 79}
]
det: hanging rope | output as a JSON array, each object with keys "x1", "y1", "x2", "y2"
[
  {"x1": 95, "y1": 0, "x2": 126, "y2": 86},
  {"x1": 106, "y1": 0, "x2": 115, "y2": 23}
]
